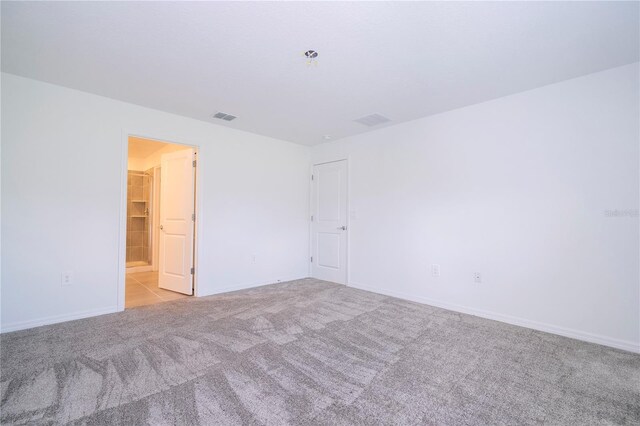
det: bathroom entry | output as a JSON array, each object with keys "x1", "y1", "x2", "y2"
[{"x1": 125, "y1": 136, "x2": 197, "y2": 308}]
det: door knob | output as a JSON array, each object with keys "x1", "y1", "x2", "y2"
[
  {"x1": 338, "y1": 226, "x2": 347, "y2": 230},
  {"x1": 160, "y1": 225, "x2": 164, "y2": 230}
]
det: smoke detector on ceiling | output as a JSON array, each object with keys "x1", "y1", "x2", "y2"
[
  {"x1": 354, "y1": 113, "x2": 391, "y2": 127},
  {"x1": 212, "y1": 112, "x2": 237, "y2": 121},
  {"x1": 304, "y1": 50, "x2": 319, "y2": 66}
]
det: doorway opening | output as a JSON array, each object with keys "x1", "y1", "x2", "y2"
[{"x1": 123, "y1": 136, "x2": 198, "y2": 308}]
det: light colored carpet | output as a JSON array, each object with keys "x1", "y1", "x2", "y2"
[{"x1": 1, "y1": 278, "x2": 638, "y2": 425}]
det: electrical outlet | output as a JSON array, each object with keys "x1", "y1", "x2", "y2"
[
  {"x1": 431, "y1": 264, "x2": 440, "y2": 277},
  {"x1": 61, "y1": 271, "x2": 73, "y2": 286},
  {"x1": 474, "y1": 272, "x2": 481, "y2": 283}
]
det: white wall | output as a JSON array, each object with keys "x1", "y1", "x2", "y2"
[
  {"x1": 1, "y1": 73, "x2": 311, "y2": 331},
  {"x1": 3, "y1": 64, "x2": 638, "y2": 352},
  {"x1": 312, "y1": 63, "x2": 640, "y2": 352}
]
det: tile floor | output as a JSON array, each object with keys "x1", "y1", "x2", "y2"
[
  {"x1": 125, "y1": 260, "x2": 149, "y2": 268},
  {"x1": 125, "y1": 271, "x2": 190, "y2": 308}
]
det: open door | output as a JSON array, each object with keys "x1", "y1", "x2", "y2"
[{"x1": 158, "y1": 148, "x2": 195, "y2": 295}]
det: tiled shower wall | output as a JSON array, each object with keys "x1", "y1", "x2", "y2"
[{"x1": 126, "y1": 170, "x2": 152, "y2": 263}]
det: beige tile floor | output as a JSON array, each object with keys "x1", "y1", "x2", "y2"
[
  {"x1": 125, "y1": 271, "x2": 190, "y2": 308},
  {"x1": 126, "y1": 261, "x2": 149, "y2": 268}
]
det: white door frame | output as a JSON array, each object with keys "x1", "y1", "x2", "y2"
[
  {"x1": 151, "y1": 165, "x2": 161, "y2": 271},
  {"x1": 309, "y1": 158, "x2": 350, "y2": 285},
  {"x1": 117, "y1": 130, "x2": 201, "y2": 311}
]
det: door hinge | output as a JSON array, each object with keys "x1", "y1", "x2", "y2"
[
  {"x1": 310, "y1": 215, "x2": 314, "y2": 222},
  {"x1": 310, "y1": 256, "x2": 313, "y2": 263},
  {"x1": 311, "y1": 174, "x2": 314, "y2": 181},
  {"x1": 193, "y1": 160, "x2": 197, "y2": 167},
  {"x1": 190, "y1": 267, "x2": 195, "y2": 275},
  {"x1": 192, "y1": 213, "x2": 195, "y2": 221}
]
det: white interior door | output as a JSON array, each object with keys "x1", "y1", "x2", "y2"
[
  {"x1": 159, "y1": 148, "x2": 195, "y2": 295},
  {"x1": 311, "y1": 160, "x2": 348, "y2": 284}
]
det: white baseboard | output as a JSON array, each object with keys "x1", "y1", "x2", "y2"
[
  {"x1": 206, "y1": 275, "x2": 310, "y2": 296},
  {"x1": 2, "y1": 277, "x2": 308, "y2": 333},
  {"x1": 348, "y1": 282, "x2": 640, "y2": 354},
  {"x1": 7, "y1": 279, "x2": 634, "y2": 354},
  {"x1": 0, "y1": 306, "x2": 119, "y2": 334}
]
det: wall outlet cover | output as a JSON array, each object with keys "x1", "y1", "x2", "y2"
[
  {"x1": 61, "y1": 271, "x2": 73, "y2": 286},
  {"x1": 431, "y1": 264, "x2": 441, "y2": 277}
]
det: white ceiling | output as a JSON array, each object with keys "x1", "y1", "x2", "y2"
[{"x1": 2, "y1": 1, "x2": 638, "y2": 146}]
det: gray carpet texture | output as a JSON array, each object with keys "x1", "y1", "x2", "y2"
[{"x1": 1, "y1": 278, "x2": 639, "y2": 425}]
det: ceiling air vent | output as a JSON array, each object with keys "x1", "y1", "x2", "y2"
[
  {"x1": 213, "y1": 112, "x2": 237, "y2": 121},
  {"x1": 354, "y1": 113, "x2": 391, "y2": 127}
]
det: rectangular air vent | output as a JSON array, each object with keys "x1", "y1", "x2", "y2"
[
  {"x1": 213, "y1": 112, "x2": 237, "y2": 121},
  {"x1": 354, "y1": 113, "x2": 391, "y2": 127}
]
